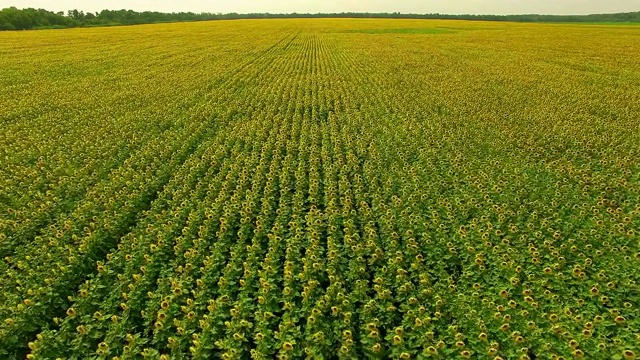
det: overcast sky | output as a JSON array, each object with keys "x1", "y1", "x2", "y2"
[{"x1": 2, "y1": 0, "x2": 639, "y2": 15}]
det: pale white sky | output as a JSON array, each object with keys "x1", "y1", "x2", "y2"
[{"x1": 1, "y1": 0, "x2": 638, "y2": 15}]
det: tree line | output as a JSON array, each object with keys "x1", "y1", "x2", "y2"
[{"x1": 1, "y1": 6, "x2": 639, "y2": 31}]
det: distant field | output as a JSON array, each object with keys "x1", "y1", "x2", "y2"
[
  {"x1": 0, "y1": 19, "x2": 639, "y2": 359},
  {"x1": 547, "y1": 21, "x2": 640, "y2": 25}
]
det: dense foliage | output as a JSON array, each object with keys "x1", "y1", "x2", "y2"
[
  {"x1": 1, "y1": 6, "x2": 639, "y2": 30},
  {"x1": 0, "y1": 19, "x2": 639, "y2": 359}
]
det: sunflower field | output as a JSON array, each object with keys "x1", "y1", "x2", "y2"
[{"x1": 0, "y1": 18, "x2": 639, "y2": 359}]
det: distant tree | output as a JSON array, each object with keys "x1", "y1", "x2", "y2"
[
  {"x1": 0, "y1": 21, "x2": 15, "y2": 30},
  {"x1": 1, "y1": 7, "x2": 639, "y2": 31}
]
